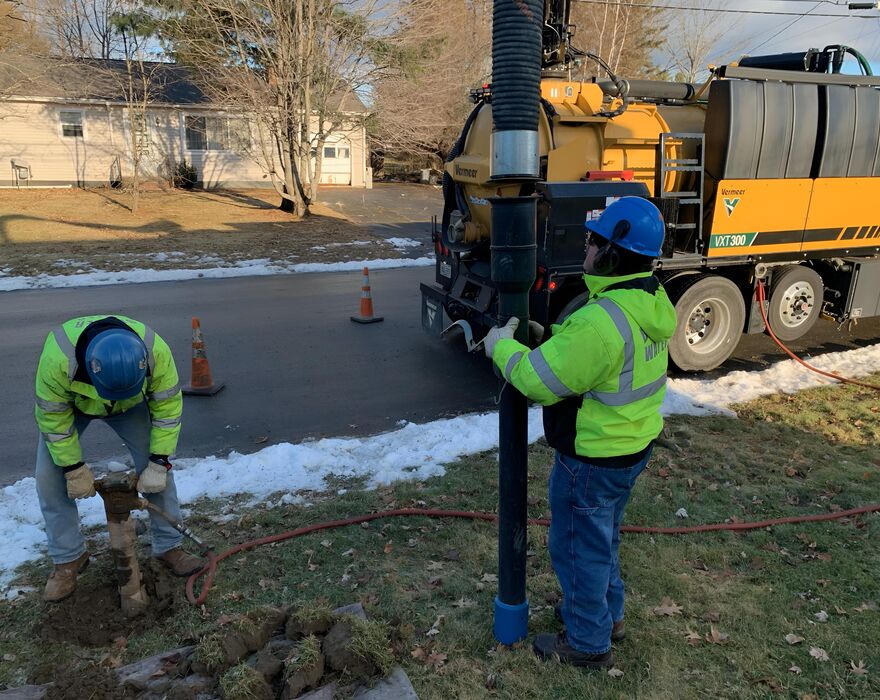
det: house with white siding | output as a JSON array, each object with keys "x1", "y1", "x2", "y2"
[{"x1": 0, "y1": 57, "x2": 370, "y2": 189}]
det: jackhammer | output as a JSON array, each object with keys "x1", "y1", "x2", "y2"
[{"x1": 94, "y1": 470, "x2": 211, "y2": 618}]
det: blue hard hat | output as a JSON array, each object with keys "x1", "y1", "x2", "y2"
[
  {"x1": 585, "y1": 196, "x2": 665, "y2": 258},
  {"x1": 85, "y1": 328, "x2": 148, "y2": 400}
]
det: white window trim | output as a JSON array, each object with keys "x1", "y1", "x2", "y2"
[
  {"x1": 59, "y1": 109, "x2": 85, "y2": 139},
  {"x1": 183, "y1": 114, "x2": 251, "y2": 153}
]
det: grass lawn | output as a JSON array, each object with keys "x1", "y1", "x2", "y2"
[
  {"x1": 0, "y1": 376, "x2": 878, "y2": 698},
  {"x1": 0, "y1": 187, "x2": 391, "y2": 276}
]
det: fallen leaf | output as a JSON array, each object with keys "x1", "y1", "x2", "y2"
[
  {"x1": 320, "y1": 539, "x2": 332, "y2": 548},
  {"x1": 849, "y1": 660, "x2": 868, "y2": 676},
  {"x1": 383, "y1": 542, "x2": 393, "y2": 555},
  {"x1": 684, "y1": 627, "x2": 702, "y2": 645},
  {"x1": 426, "y1": 615, "x2": 445, "y2": 637},
  {"x1": 607, "y1": 667, "x2": 624, "y2": 678},
  {"x1": 411, "y1": 647, "x2": 427, "y2": 661},
  {"x1": 834, "y1": 605, "x2": 847, "y2": 615},
  {"x1": 704, "y1": 624, "x2": 729, "y2": 645},
  {"x1": 854, "y1": 601, "x2": 877, "y2": 613},
  {"x1": 785, "y1": 633, "x2": 805, "y2": 645},
  {"x1": 426, "y1": 651, "x2": 448, "y2": 668},
  {"x1": 341, "y1": 548, "x2": 356, "y2": 557},
  {"x1": 480, "y1": 573, "x2": 498, "y2": 583},
  {"x1": 675, "y1": 507, "x2": 689, "y2": 518},
  {"x1": 814, "y1": 610, "x2": 828, "y2": 623},
  {"x1": 1, "y1": 654, "x2": 15, "y2": 662},
  {"x1": 809, "y1": 646, "x2": 830, "y2": 662},
  {"x1": 789, "y1": 665, "x2": 802, "y2": 675},
  {"x1": 254, "y1": 435, "x2": 268, "y2": 444},
  {"x1": 426, "y1": 561, "x2": 445, "y2": 571},
  {"x1": 701, "y1": 610, "x2": 721, "y2": 622},
  {"x1": 652, "y1": 597, "x2": 683, "y2": 616},
  {"x1": 452, "y1": 597, "x2": 476, "y2": 608},
  {"x1": 657, "y1": 467, "x2": 670, "y2": 479},
  {"x1": 707, "y1": 483, "x2": 719, "y2": 491}
]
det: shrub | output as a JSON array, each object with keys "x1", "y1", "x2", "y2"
[{"x1": 171, "y1": 160, "x2": 197, "y2": 189}]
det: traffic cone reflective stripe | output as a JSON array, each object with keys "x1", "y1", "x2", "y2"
[
  {"x1": 182, "y1": 317, "x2": 225, "y2": 396},
  {"x1": 351, "y1": 267, "x2": 384, "y2": 324}
]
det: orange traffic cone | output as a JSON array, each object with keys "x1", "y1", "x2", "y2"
[
  {"x1": 350, "y1": 267, "x2": 384, "y2": 324},
  {"x1": 182, "y1": 317, "x2": 225, "y2": 396}
]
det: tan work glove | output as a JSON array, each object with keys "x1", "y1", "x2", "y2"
[
  {"x1": 64, "y1": 464, "x2": 96, "y2": 499},
  {"x1": 137, "y1": 459, "x2": 169, "y2": 494},
  {"x1": 483, "y1": 317, "x2": 520, "y2": 359}
]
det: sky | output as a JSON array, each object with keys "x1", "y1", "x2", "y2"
[{"x1": 689, "y1": 0, "x2": 880, "y2": 69}]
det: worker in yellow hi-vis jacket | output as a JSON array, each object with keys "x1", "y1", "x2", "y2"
[{"x1": 34, "y1": 315, "x2": 201, "y2": 602}]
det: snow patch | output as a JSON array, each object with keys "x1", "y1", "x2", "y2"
[
  {"x1": 0, "y1": 256, "x2": 436, "y2": 291},
  {"x1": 0, "y1": 342, "x2": 876, "y2": 592}
]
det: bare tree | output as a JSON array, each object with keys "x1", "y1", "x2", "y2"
[
  {"x1": 108, "y1": 9, "x2": 165, "y2": 212},
  {"x1": 41, "y1": 0, "x2": 124, "y2": 58},
  {"x1": 570, "y1": 0, "x2": 666, "y2": 78},
  {"x1": 658, "y1": 1, "x2": 744, "y2": 83},
  {"x1": 1, "y1": 0, "x2": 50, "y2": 104},
  {"x1": 371, "y1": 0, "x2": 492, "y2": 165},
  {"x1": 165, "y1": 0, "x2": 390, "y2": 215}
]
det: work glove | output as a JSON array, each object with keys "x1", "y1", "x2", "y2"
[
  {"x1": 483, "y1": 317, "x2": 519, "y2": 359},
  {"x1": 64, "y1": 463, "x2": 96, "y2": 499},
  {"x1": 137, "y1": 457, "x2": 171, "y2": 494},
  {"x1": 528, "y1": 320, "x2": 545, "y2": 344}
]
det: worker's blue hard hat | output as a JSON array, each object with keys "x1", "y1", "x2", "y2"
[
  {"x1": 585, "y1": 196, "x2": 665, "y2": 258},
  {"x1": 85, "y1": 329, "x2": 148, "y2": 400}
]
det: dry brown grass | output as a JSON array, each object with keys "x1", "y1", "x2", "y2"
[{"x1": 0, "y1": 186, "x2": 389, "y2": 275}]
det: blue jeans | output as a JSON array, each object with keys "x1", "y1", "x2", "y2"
[
  {"x1": 35, "y1": 401, "x2": 184, "y2": 565},
  {"x1": 548, "y1": 448, "x2": 651, "y2": 654}
]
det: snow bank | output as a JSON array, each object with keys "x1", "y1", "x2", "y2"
[
  {"x1": 0, "y1": 342, "x2": 876, "y2": 592},
  {"x1": 0, "y1": 256, "x2": 435, "y2": 292}
]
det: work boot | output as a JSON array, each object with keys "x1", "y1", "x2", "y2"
[
  {"x1": 553, "y1": 603, "x2": 626, "y2": 642},
  {"x1": 156, "y1": 548, "x2": 203, "y2": 576},
  {"x1": 533, "y1": 631, "x2": 614, "y2": 669},
  {"x1": 43, "y1": 551, "x2": 90, "y2": 602}
]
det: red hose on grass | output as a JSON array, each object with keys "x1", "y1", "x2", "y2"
[
  {"x1": 186, "y1": 503, "x2": 880, "y2": 606},
  {"x1": 756, "y1": 279, "x2": 880, "y2": 392}
]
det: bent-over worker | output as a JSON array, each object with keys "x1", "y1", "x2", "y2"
[{"x1": 34, "y1": 315, "x2": 202, "y2": 601}]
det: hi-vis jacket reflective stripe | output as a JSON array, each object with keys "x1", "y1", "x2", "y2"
[
  {"x1": 34, "y1": 315, "x2": 183, "y2": 467},
  {"x1": 492, "y1": 271, "x2": 677, "y2": 459}
]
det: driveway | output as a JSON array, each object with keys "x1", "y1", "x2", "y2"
[{"x1": 321, "y1": 183, "x2": 442, "y2": 253}]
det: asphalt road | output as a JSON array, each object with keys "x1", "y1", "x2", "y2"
[{"x1": 2, "y1": 267, "x2": 878, "y2": 485}]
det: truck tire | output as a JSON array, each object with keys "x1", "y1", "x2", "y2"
[
  {"x1": 667, "y1": 274, "x2": 745, "y2": 372},
  {"x1": 766, "y1": 265, "x2": 823, "y2": 342}
]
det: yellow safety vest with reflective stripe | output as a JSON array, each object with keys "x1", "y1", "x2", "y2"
[
  {"x1": 492, "y1": 272, "x2": 676, "y2": 459},
  {"x1": 34, "y1": 315, "x2": 183, "y2": 467}
]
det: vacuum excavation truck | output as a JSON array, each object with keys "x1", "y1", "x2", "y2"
[{"x1": 420, "y1": 1, "x2": 880, "y2": 371}]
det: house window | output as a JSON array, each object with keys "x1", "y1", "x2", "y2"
[
  {"x1": 185, "y1": 115, "x2": 250, "y2": 151},
  {"x1": 323, "y1": 146, "x2": 349, "y2": 160},
  {"x1": 60, "y1": 110, "x2": 83, "y2": 138}
]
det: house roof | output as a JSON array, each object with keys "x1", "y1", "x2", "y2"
[{"x1": 0, "y1": 56, "x2": 368, "y2": 112}]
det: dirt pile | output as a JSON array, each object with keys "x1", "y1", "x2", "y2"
[{"x1": 38, "y1": 559, "x2": 178, "y2": 647}]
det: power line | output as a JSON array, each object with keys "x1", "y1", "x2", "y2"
[
  {"x1": 572, "y1": 0, "x2": 880, "y2": 18},
  {"x1": 748, "y1": 1, "x2": 821, "y2": 53}
]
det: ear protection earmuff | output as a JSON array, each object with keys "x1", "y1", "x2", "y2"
[{"x1": 591, "y1": 219, "x2": 631, "y2": 276}]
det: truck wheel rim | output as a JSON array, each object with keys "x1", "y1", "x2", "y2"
[
  {"x1": 685, "y1": 297, "x2": 731, "y2": 354},
  {"x1": 778, "y1": 281, "x2": 815, "y2": 329}
]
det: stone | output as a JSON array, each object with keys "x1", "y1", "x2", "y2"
[
  {"x1": 247, "y1": 649, "x2": 283, "y2": 682},
  {"x1": 332, "y1": 602, "x2": 367, "y2": 619},
  {"x1": 281, "y1": 653, "x2": 324, "y2": 699},
  {"x1": 352, "y1": 667, "x2": 418, "y2": 700},
  {"x1": 286, "y1": 612, "x2": 333, "y2": 640},
  {"x1": 267, "y1": 638, "x2": 297, "y2": 660},
  {"x1": 167, "y1": 674, "x2": 216, "y2": 700},
  {"x1": 0, "y1": 685, "x2": 51, "y2": 699},
  {"x1": 295, "y1": 681, "x2": 338, "y2": 700},
  {"x1": 322, "y1": 619, "x2": 375, "y2": 677},
  {"x1": 116, "y1": 645, "x2": 195, "y2": 690}
]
